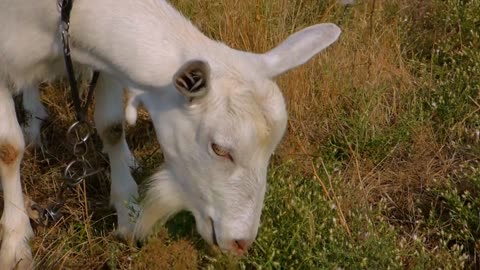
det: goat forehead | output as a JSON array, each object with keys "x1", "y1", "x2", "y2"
[
  {"x1": 200, "y1": 77, "x2": 287, "y2": 155},
  {"x1": 214, "y1": 78, "x2": 284, "y2": 122},
  {"x1": 205, "y1": 95, "x2": 270, "y2": 146}
]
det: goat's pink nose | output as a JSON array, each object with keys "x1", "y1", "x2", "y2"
[{"x1": 231, "y1": 239, "x2": 251, "y2": 255}]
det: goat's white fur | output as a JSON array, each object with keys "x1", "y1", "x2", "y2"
[
  {"x1": 0, "y1": 0, "x2": 340, "y2": 268},
  {"x1": 20, "y1": 87, "x2": 48, "y2": 147}
]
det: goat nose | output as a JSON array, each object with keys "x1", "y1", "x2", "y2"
[{"x1": 231, "y1": 239, "x2": 251, "y2": 255}]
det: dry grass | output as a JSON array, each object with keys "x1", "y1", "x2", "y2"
[{"x1": 3, "y1": 0, "x2": 479, "y2": 269}]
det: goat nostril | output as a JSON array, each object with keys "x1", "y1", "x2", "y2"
[{"x1": 232, "y1": 239, "x2": 250, "y2": 255}]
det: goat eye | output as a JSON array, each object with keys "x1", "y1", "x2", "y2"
[
  {"x1": 211, "y1": 143, "x2": 232, "y2": 161},
  {"x1": 212, "y1": 143, "x2": 228, "y2": 156}
]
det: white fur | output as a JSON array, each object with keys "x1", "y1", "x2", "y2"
[
  {"x1": 20, "y1": 87, "x2": 48, "y2": 148},
  {"x1": 0, "y1": 0, "x2": 340, "y2": 267},
  {"x1": 0, "y1": 87, "x2": 34, "y2": 269},
  {"x1": 93, "y1": 75, "x2": 139, "y2": 239}
]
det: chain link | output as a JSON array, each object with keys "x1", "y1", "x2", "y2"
[{"x1": 31, "y1": 120, "x2": 103, "y2": 227}]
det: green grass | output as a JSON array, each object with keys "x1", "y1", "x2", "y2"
[{"x1": 245, "y1": 162, "x2": 403, "y2": 269}]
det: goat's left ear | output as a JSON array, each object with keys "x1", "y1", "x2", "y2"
[
  {"x1": 173, "y1": 60, "x2": 210, "y2": 101},
  {"x1": 260, "y1": 23, "x2": 341, "y2": 78}
]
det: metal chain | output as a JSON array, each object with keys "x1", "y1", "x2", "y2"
[
  {"x1": 30, "y1": 0, "x2": 103, "y2": 227},
  {"x1": 31, "y1": 121, "x2": 103, "y2": 226}
]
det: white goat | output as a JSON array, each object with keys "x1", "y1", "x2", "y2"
[{"x1": 0, "y1": 0, "x2": 341, "y2": 268}]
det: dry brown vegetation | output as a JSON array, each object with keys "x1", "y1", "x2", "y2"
[{"x1": 3, "y1": 0, "x2": 479, "y2": 269}]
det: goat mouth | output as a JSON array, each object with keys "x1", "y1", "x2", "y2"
[{"x1": 209, "y1": 217, "x2": 219, "y2": 246}]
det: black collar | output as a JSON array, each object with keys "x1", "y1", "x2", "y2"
[
  {"x1": 58, "y1": 0, "x2": 100, "y2": 122},
  {"x1": 59, "y1": 0, "x2": 74, "y2": 25}
]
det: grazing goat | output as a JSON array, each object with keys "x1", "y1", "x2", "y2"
[{"x1": 0, "y1": 0, "x2": 341, "y2": 268}]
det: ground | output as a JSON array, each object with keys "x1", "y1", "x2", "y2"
[{"x1": 5, "y1": 0, "x2": 480, "y2": 269}]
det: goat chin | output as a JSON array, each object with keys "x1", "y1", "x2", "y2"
[{"x1": 134, "y1": 168, "x2": 185, "y2": 241}]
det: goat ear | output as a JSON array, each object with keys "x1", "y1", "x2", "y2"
[
  {"x1": 173, "y1": 60, "x2": 210, "y2": 100},
  {"x1": 260, "y1": 23, "x2": 341, "y2": 78}
]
